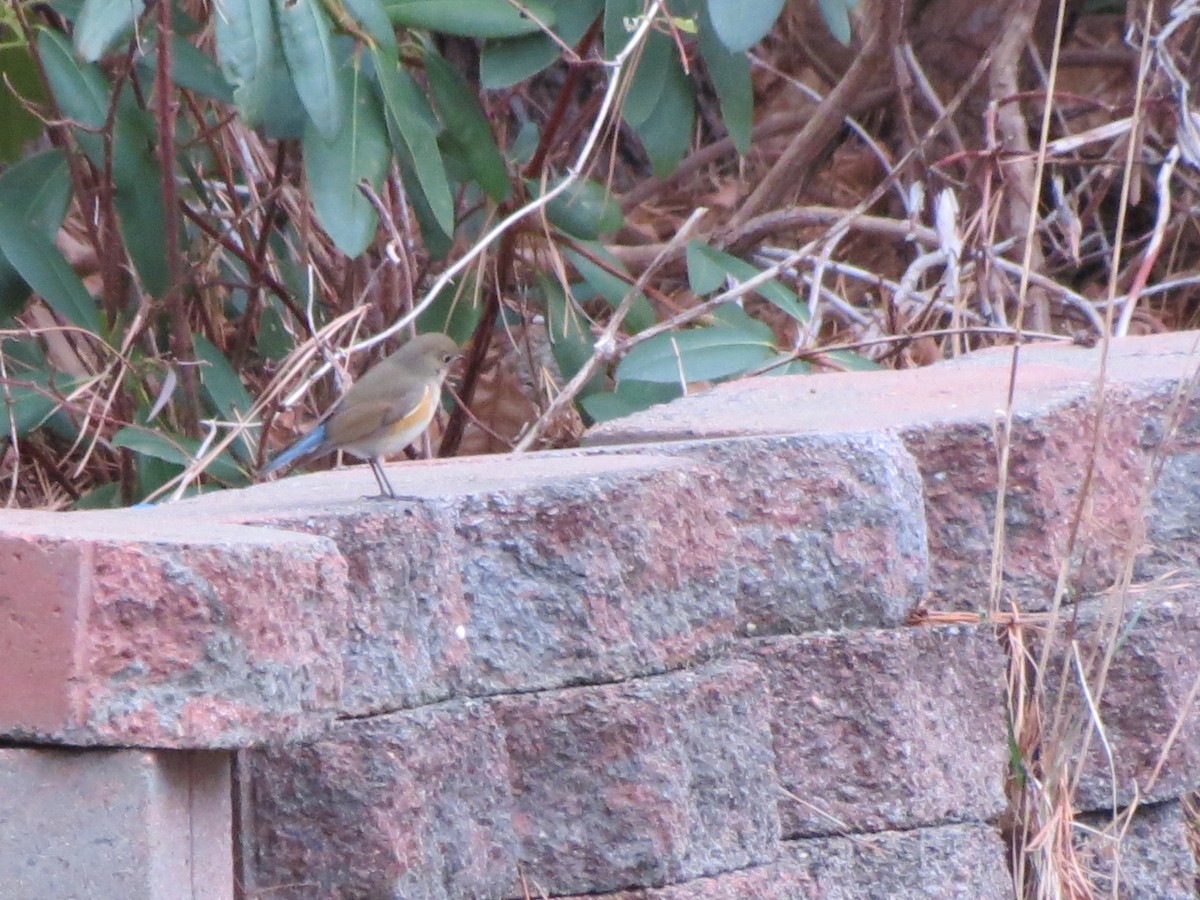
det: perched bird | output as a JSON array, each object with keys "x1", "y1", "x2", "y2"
[{"x1": 261, "y1": 332, "x2": 460, "y2": 498}]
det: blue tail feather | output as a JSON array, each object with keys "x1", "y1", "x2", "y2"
[{"x1": 260, "y1": 423, "x2": 330, "y2": 475}]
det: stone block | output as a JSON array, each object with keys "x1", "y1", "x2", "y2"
[
  {"x1": 0, "y1": 747, "x2": 231, "y2": 899},
  {"x1": 1074, "y1": 800, "x2": 1199, "y2": 898},
  {"x1": 196, "y1": 452, "x2": 739, "y2": 716},
  {"x1": 245, "y1": 699, "x2": 517, "y2": 900},
  {"x1": 786, "y1": 822, "x2": 1012, "y2": 898},
  {"x1": 0, "y1": 513, "x2": 346, "y2": 747},
  {"x1": 662, "y1": 432, "x2": 928, "y2": 634},
  {"x1": 745, "y1": 625, "x2": 1008, "y2": 836},
  {"x1": 557, "y1": 862, "x2": 816, "y2": 899},
  {"x1": 493, "y1": 661, "x2": 780, "y2": 896},
  {"x1": 556, "y1": 824, "x2": 1011, "y2": 899},
  {"x1": 1144, "y1": 448, "x2": 1200, "y2": 576},
  {"x1": 903, "y1": 392, "x2": 1146, "y2": 609},
  {"x1": 1036, "y1": 579, "x2": 1200, "y2": 811}
]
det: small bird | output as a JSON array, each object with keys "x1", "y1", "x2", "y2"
[{"x1": 261, "y1": 332, "x2": 461, "y2": 498}]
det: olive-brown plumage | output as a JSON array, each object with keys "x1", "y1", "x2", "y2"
[{"x1": 261, "y1": 333, "x2": 460, "y2": 497}]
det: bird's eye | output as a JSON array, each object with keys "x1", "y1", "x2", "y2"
[{"x1": 442, "y1": 353, "x2": 455, "y2": 363}]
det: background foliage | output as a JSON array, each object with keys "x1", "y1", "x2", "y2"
[{"x1": 1, "y1": 0, "x2": 1197, "y2": 516}]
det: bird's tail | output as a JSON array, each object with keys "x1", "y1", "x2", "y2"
[{"x1": 259, "y1": 423, "x2": 330, "y2": 476}]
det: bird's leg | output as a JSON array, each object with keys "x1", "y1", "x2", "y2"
[
  {"x1": 367, "y1": 458, "x2": 422, "y2": 502},
  {"x1": 368, "y1": 458, "x2": 396, "y2": 498}
]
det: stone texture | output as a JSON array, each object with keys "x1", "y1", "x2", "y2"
[
  {"x1": 0, "y1": 514, "x2": 346, "y2": 748},
  {"x1": 558, "y1": 863, "x2": 817, "y2": 899},
  {"x1": 1143, "y1": 440, "x2": 1200, "y2": 578},
  {"x1": 185, "y1": 452, "x2": 739, "y2": 716},
  {"x1": 902, "y1": 392, "x2": 1146, "y2": 608},
  {"x1": 663, "y1": 432, "x2": 928, "y2": 634},
  {"x1": 557, "y1": 824, "x2": 1011, "y2": 899},
  {"x1": 1074, "y1": 801, "x2": 1199, "y2": 898},
  {"x1": 246, "y1": 699, "x2": 517, "y2": 900},
  {"x1": 0, "y1": 747, "x2": 231, "y2": 899},
  {"x1": 448, "y1": 463, "x2": 734, "y2": 698},
  {"x1": 745, "y1": 625, "x2": 1008, "y2": 837},
  {"x1": 785, "y1": 822, "x2": 1012, "y2": 898},
  {"x1": 493, "y1": 661, "x2": 780, "y2": 896},
  {"x1": 1037, "y1": 579, "x2": 1200, "y2": 811},
  {"x1": 586, "y1": 332, "x2": 1200, "y2": 610}
]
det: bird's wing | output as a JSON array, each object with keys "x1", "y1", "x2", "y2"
[{"x1": 326, "y1": 383, "x2": 434, "y2": 452}]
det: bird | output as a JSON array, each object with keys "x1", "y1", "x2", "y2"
[{"x1": 260, "y1": 332, "x2": 461, "y2": 498}]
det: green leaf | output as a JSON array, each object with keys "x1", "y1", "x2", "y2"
[
  {"x1": 303, "y1": 62, "x2": 391, "y2": 257},
  {"x1": 550, "y1": 0, "x2": 604, "y2": 45},
  {"x1": 480, "y1": 32, "x2": 558, "y2": 90},
  {"x1": 615, "y1": 322, "x2": 775, "y2": 384},
  {"x1": 215, "y1": 0, "x2": 277, "y2": 124},
  {"x1": 0, "y1": 149, "x2": 73, "y2": 238},
  {"x1": 112, "y1": 160, "x2": 171, "y2": 298},
  {"x1": 0, "y1": 267, "x2": 27, "y2": 322},
  {"x1": 383, "y1": 0, "x2": 555, "y2": 38},
  {"x1": 603, "y1": 0, "x2": 641, "y2": 56},
  {"x1": 817, "y1": 0, "x2": 856, "y2": 46},
  {"x1": 537, "y1": 273, "x2": 603, "y2": 396},
  {"x1": 134, "y1": 454, "x2": 181, "y2": 502},
  {"x1": 580, "y1": 379, "x2": 681, "y2": 423},
  {"x1": 540, "y1": 176, "x2": 622, "y2": 240},
  {"x1": 274, "y1": 0, "x2": 344, "y2": 140},
  {"x1": 112, "y1": 426, "x2": 246, "y2": 483},
  {"x1": 621, "y1": 31, "x2": 672, "y2": 128},
  {"x1": 38, "y1": 29, "x2": 110, "y2": 133},
  {"x1": 563, "y1": 244, "x2": 655, "y2": 333},
  {"x1": 685, "y1": 240, "x2": 808, "y2": 322},
  {"x1": 342, "y1": 0, "x2": 399, "y2": 51},
  {"x1": 0, "y1": 371, "x2": 85, "y2": 439},
  {"x1": 706, "y1": 0, "x2": 786, "y2": 52},
  {"x1": 424, "y1": 47, "x2": 510, "y2": 202},
  {"x1": 259, "y1": 49, "x2": 311, "y2": 139},
  {"x1": 710, "y1": 301, "x2": 770, "y2": 332},
  {"x1": 632, "y1": 54, "x2": 694, "y2": 177},
  {"x1": 760, "y1": 356, "x2": 814, "y2": 376},
  {"x1": 72, "y1": 481, "x2": 123, "y2": 510},
  {"x1": 0, "y1": 150, "x2": 73, "y2": 319},
  {"x1": 0, "y1": 203, "x2": 102, "y2": 333},
  {"x1": 372, "y1": 48, "x2": 455, "y2": 234},
  {"x1": 415, "y1": 277, "x2": 483, "y2": 344},
  {"x1": 828, "y1": 349, "x2": 882, "y2": 371},
  {"x1": 192, "y1": 334, "x2": 256, "y2": 459},
  {"x1": 480, "y1": 0, "x2": 601, "y2": 89},
  {"x1": 138, "y1": 35, "x2": 235, "y2": 103},
  {"x1": 697, "y1": 11, "x2": 752, "y2": 154},
  {"x1": 74, "y1": 0, "x2": 143, "y2": 62},
  {"x1": 199, "y1": 331, "x2": 249, "y2": 391},
  {"x1": 399, "y1": 152, "x2": 454, "y2": 259},
  {"x1": 257, "y1": 303, "x2": 293, "y2": 360},
  {"x1": 0, "y1": 41, "x2": 50, "y2": 164},
  {"x1": 685, "y1": 239, "x2": 728, "y2": 295}
]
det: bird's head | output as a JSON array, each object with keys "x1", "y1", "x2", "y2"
[{"x1": 404, "y1": 332, "x2": 462, "y2": 380}]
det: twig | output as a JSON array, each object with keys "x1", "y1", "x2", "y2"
[
  {"x1": 1115, "y1": 145, "x2": 1179, "y2": 337},
  {"x1": 726, "y1": 0, "x2": 896, "y2": 228}
]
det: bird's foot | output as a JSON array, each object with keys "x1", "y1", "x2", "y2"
[{"x1": 364, "y1": 491, "x2": 425, "y2": 502}]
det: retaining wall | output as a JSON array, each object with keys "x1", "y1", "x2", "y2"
[{"x1": 2, "y1": 332, "x2": 1200, "y2": 898}]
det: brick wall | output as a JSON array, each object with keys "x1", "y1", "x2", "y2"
[{"x1": 2, "y1": 332, "x2": 1199, "y2": 898}]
